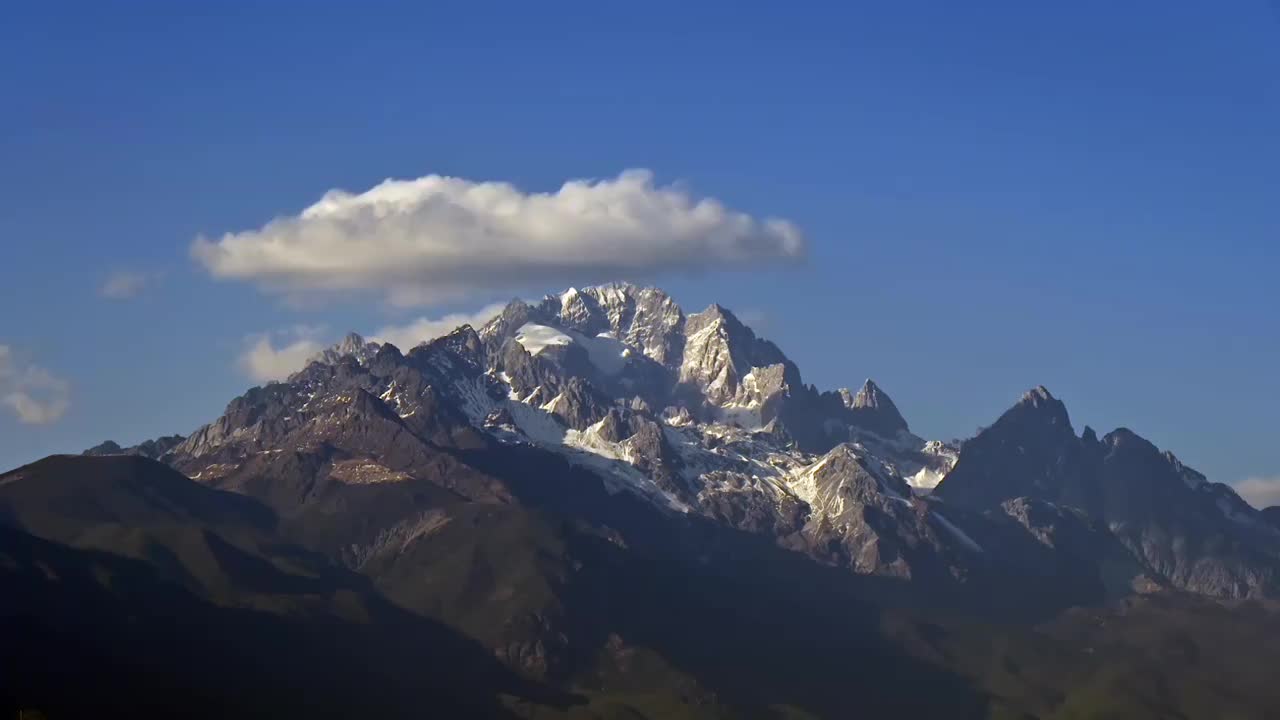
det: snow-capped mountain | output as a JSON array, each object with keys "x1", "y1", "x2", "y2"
[
  {"x1": 143, "y1": 283, "x2": 994, "y2": 581},
  {"x1": 467, "y1": 284, "x2": 962, "y2": 520},
  {"x1": 91, "y1": 282, "x2": 1280, "y2": 604}
]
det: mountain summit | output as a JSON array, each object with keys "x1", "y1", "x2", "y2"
[
  {"x1": 840, "y1": 379, "x2": 910, "y2": 437},
  {"x1": 936, "y1": 386, "x2": 1280, "y2": 598},
  {"x1": 309, "y1": 331, "x2": 381, "y2": 368},
  {"x1": 81, "y1": 284, "x2": 1280, "y2": 618},
  {"x1": 50, "y1": 282, "x2": 1280, "y2": 718}
]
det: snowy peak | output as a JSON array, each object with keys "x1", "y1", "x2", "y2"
[
  {"x1": 798, "y1": 443, "x2": 913, "y2": 503},
  {"x1": 851, "y1": 379, "x2": 889, "y2": 410},
  {"x1": 479, "y1": 299, "x2": 540, "y2": 347},
  {"x1": 683, "y1": 304, "x2": 790, "y2": 372},
  {"x1": 277, "y1": 281, "x2": 953, "y2": 522},
  {"x1": 556, "y1": 286, "x2": 597, "y2": 329},
  {"x1": 678, "y1": 303, "x2": 796, "y2": 418},
  {"x1": 538, "y1": 283, "x2": 685, "y2": 364},
  {"x1": 684, "y1": 303, "x2": 770, "y2": 351},
  {"x1": 99, "y1": 278, "x2": 1280, "y2": 611},
  {"x1": 679, "y1": 307, "x2": 748, "y2": 406}
]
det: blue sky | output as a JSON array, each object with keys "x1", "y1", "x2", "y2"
[{"x1": 2, "y1": 2, "x2": 1278, "y2": 502}]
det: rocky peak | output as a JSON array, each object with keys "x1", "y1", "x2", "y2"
[
  {"x1": 83, "y1": 440, "x2": 124, "y2": 456},
  {"x1": 367, "y1": 342, "x2": 406, "y2": 377},
  {"x1": 336, "y1": 331, "x2": 368, "y2": 354},
  {"x1": 478, "y1": 299, "x2": 556, "y2": 368},
  {"x1": 850, "y1": 379, "x2": 886, "y2": 409},
  {"x1": 936, "y1": 388, "x2": 1280, "y2": 599},
  {"x1": 84, "y1": 436, "x2": 188, "y2": 463},
  {"x1": 595, "y1": 284, "x2": 685, "y2": 365},
  {"x1": 544, "y1": 376, "x2": 610, "y2": 430},
  {"x1": 1020, "y1": 384, "x2": 1055, "y2": 405},
  {"x1": 311, "y1": 332, "x2": 382, "y2": 368},
  {"x1": 814, "y1": 443, "x2": 912, "y2": 499},
  {"x1": 1003, "y1": 384, "x2": 1075, "y2": 435},
  {"x1": 680, "y1": 304, "x2": 795, "y2": 404},
  {"x1": 541, "y1": 283, "x2": 685, "y2": 364},
  {"x1": 679, "y1": 305, "x2": 755, "y2": 407},
  {"x1": 556, "y1": 287, "x2": 603, "y2": 331},
  {"x1": 476, "y1": 297, "x2": 545, "y2": 348},
  {"x1": 1101, "y1": 427, "x2": 1157, "y2": 453},
  {"x1": 842, "y1": 379, "x2": 910, "y2": 437},
  {"x1": 480, "y1": 299, "x2": 540, "y2": 340},
  {"x1": 421, "y1": 324, "x2": 484, "y2": 363},
  {"x1": 686, "y1": 303, "x2": 743, "y2": 337},
  {"x1": 933, "y1": 387, "x2": 1082, "y2": 510}
]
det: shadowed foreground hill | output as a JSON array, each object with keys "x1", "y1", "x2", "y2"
[
  {"x1": 7, "y1": 455, "x2": 1280, "y2": 718},
  {"x1": 0, "y1": 456, "x2": 991, "y2": 719},
  {"x1": 0, "y1": 456, "x2": 566, "y2": 719},
  {"x1": 913, "y1": 592, "x2": 1280, "y2": 719}
]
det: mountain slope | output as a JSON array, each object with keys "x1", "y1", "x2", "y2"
[
  {"x1": 140, "y1": 286, "x2": 1109, "y2": 615},
  {"x1": 64, "y1": 282, "x2": 1280, "y2": 717},
  {"x1": 93, "y1": 283, "x2": 1280, "y2": 611},
  {"x1": 935, "y1": 387, "x2": 1280, "y2": 598},
  {"x1": 10, "y1": 456, "x2": 1280, "y2": 719},
  {"x1": 0, "y1": 455, "x2": 569, "y2": 719}
]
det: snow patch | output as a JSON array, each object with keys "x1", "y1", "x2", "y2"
[
  {"x1": 513, "y1": 323, "x2": 630, "y2": 376},
  {"x1": 576, "y1": 332, "x2": 629, "y2": 375},
  {"x1": 514, "y1": 323, "x2": 573, "y2": 355},
  {"x1": 932, "y1": 511, "x2": 984, "y2": 553}
]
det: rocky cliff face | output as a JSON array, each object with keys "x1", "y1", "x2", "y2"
[
  {"x1": 841, "y1": 379, "x2": 910, "y2": 437},
  {"x1": 935, "y1": 386, "x2": 1280, "y2": 598}
]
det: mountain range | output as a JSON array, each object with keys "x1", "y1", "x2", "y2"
[{"x1": 6, "y1": 282, "x2": 1280, "y2": 718}]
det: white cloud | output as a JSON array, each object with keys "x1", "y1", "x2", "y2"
[
  {"x1": 371, "y1": 302, "x2": 506, "y2": 351},
  {"x1": 1234, "y1": 476, "x2": 1280, "y2": 510},
  {"x1": 236, "y1": 303, "x2": 507, "y2": 382},
  {"x1": 237, "y1": 332, "x2": 325, "y2": 383},
  {"x1": 0, "y1": 345, "x2": 71, "y2": 425},
  {"x1": 192, "y1": 169, "x2": 805, "y2": 306},
  {"x1": 100, "y1": 270, "x2": 154, "y2": 299}
]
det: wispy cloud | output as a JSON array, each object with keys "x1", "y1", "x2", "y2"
[
  {"x1": 237, "y1": 328, "x2": 326, "y2": 383},
  {"x1": 1234, "y1": 476, "x2": 1280, "y2": 510},
  {"x1": 192, "y1": 169, "x2": 805, "y2": 307},
  {"x1": 371, "y1": 303, "x2": 506, "y2": 351},
  {"x1": 236, "y1": 302, "x2": 508, "y2": 383},
  {"x1": 100, "y1": 270, "x2": 159, "y2": 299},
  {"x1": 0, "y1": 345, "x2": 70, "y2": 425}
]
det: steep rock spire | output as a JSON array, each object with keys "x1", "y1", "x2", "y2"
[
  {"x1": 841, "y1": 379, "x2": 909, "y2": 436},
  {"x1": 933, "y1": 386, "x2": 1081, "y2": 510}
]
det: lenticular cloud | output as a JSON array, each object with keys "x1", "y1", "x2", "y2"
[{"x1": 192, "y1": 169, "x2": 805, "y2": 306}]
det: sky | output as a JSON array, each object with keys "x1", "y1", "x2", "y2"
[{"x1": 2, "y1": 2, "x2": 1278, "y2": 504}]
